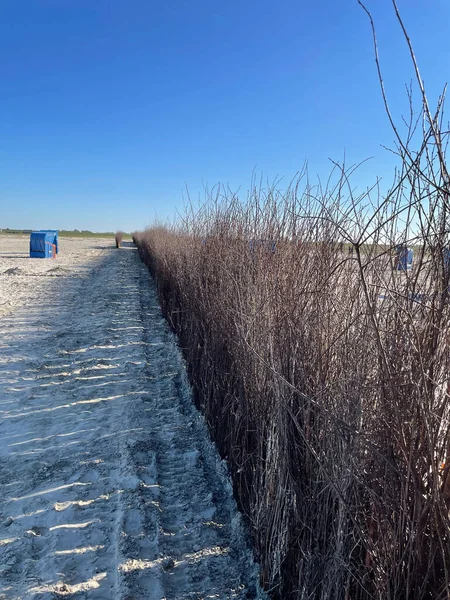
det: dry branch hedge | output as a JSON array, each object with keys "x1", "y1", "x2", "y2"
[
  {"x1": 134, "y1": 165, "x2": 450, "y2": 598},
  {"x1": 115, "y1": 231, "x2": 124, "y2": 248},
  {"x1": 133, "y1": 5, "x2": 450, "y2": 595}
]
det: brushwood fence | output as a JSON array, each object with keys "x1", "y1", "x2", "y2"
[{"x1": 133, "y1": 182, "x2": 450, "y2": 599}]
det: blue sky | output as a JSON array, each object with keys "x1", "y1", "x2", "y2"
[{"x1": 1, "y1": 0, "x2": 449, "y2": 232}]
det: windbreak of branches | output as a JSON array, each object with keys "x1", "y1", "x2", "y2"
[
  {"x1": 115, "y1": 231, "x2": 124, "y2": 248},
  {"x1": 133, "y1": 5, "x2": 450, "y2": 597},
  {"x1": 134, "y1": 155, "x2": 450, "y2": 599}
]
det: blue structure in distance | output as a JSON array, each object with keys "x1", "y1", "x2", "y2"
[
  {"x1": 395, "y1": 245, "x2": 413, "y2": 271},
  {"x1": 444, "y1": 247, "x2": 450, "y2": 270},
  {"x1": 40, "y1": 230, "x2": 59, "y2": 253},
  {"x1": 30, "y1": 231, "x2": 57, "y2": 258}
]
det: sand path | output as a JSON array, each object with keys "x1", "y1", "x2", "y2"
[{"x1": 0, "y1": 238, "x2": 263, "y2": 600}]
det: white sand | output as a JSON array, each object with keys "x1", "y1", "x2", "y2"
[
  {"x1": 0, "y1": 237, "x2": 264, "y2": 600},
  {"x1": 0, "y1": 236, "x2": 114, "y2": 318}
]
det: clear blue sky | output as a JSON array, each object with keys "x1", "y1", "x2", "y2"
[{"x1": 1, "y1": 0, "x2": 449, "y2": 232}]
